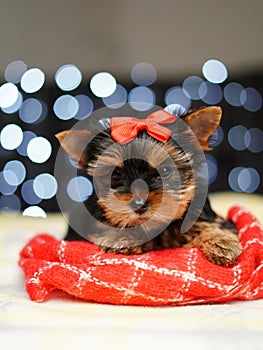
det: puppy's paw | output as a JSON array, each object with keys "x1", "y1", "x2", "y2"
[
  {"x1": 198, "y1": 228, "x2": 242, "y2": 266},
  {"x1": 188, "y1": 224, "x2": 242, "y2": 266},
  {"x1": 99, "y1": 236, "x2": 143, "y2": 255},
  {"x1": 201, "y1": 233, "x2": 242, "y2": 266}
]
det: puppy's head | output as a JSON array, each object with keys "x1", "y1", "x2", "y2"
[{"x1": 56, "y1": 106, "x2": 221, "y2": 233}]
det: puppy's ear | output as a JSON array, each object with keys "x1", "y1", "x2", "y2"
[
  {"x1": 55, "y1": 130, "x2": 91, "y2": 168},
  {"x1": 183, "y1": 106, "x2": 222, "y2": 151}
]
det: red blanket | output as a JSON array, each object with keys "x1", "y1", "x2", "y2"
[{"x1": 19, "y1": 206, "x2": 263, "y2": 306}]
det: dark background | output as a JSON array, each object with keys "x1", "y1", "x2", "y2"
[{"x1": 0, "y1": 0, "x2": 262, "y2": 215}]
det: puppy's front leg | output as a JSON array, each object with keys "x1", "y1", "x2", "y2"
[
  {"x1": 187, "y1": 221, "x2": 242, "y2": 266},
  {"x1": 93, "y1": 229, "x2": 143, "y2": 255}
]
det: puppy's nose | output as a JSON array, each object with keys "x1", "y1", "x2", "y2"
[{"x1": 131, "y1": 198, "x2": 148, "y2": 214}]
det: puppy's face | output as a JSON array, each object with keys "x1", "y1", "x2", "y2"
[
  {"x1": 89, "y1": 136, "x2": 195, "y2": 232},
  {"x1": 56, "y1": 106, "x2": 221, "y2": 233}
]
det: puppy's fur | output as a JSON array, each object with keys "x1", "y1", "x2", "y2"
[{"x1": 56, "y1": 106, "x2": 242, "y2": 266}]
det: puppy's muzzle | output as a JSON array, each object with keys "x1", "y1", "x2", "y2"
[
  {"x1": 131, "y1": 198, "x2": 149, "y2": 214},
  {"x1": 130, "y1": 179, "x2": 149, "y2": 214}
]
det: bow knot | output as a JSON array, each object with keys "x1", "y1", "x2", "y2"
[{"x1": 110, "y1": 110, "x2": 176, "y2": 144}]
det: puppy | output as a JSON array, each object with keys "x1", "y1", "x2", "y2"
[{"x1": 56, "y1": 106, "x2": 242, "y2": 266}]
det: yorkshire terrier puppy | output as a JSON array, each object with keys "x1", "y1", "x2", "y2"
[{"x1": 56, "y1": 105, "x2": 242, "y2": 266}]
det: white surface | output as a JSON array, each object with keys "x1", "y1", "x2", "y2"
[{"x1": 1, "y1": 192, "x2": 263, "y2": 350}]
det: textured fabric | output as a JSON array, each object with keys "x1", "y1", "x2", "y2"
[{"x1": 19, "y1": 206, "x2": 263, "y2": 306}]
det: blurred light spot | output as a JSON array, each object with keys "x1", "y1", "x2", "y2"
[
  {"x1": 244, "y1": 129, "x2": 251, "y2": 149},
  {"x1": 19, "y1": 98, "x2": 47, "y2": 124},
  {"x1": 240, "y1": 87, "x2": 262, "y2": 112},
  {"x1": 128, "y1": 86, "x2": 156, "y2": 111},
  {"x1": 165, "y1": 86, "x2": 191, "y2": 110},
  {"x1": 21, "y1": 180, "x2": 42, "y2": 205},
  {"x1": 21, "y1": 68, "x2": 45, "y2": 93},
  {"x1": 202, "y1": 59, "x2": 228, "y2": 84},
  {"x1": 0, "y1": 124, "x2": 23, "y2": 150},
  {"x1": 0, "y1": 83, "x2": 19, "y2": 108},
  {"x1": 2, "y1": 171, "x2": 17, "y2": 187},
  {"x1": 23, "y1": 206, "x2": 47, "y2": 218},
  {"x1": 67, "y1": 176, "x2": 93, "y2": 202},
  {"x1": 27, "y1": 137, "x2": 52, "y2": 163},
  {"x1": 74, "y1": 94, "x2": 94, "y2": 120},
  {"x1": 102, "y1": 84, "x2": 127, "y2": 109},
  {"x1": 228, "y1": 167, "x2": 260, "y2": 193},
  {"x1": 33, "y1": 173, "x2": 58, "y2": 199},
  {"x1": 228, "y1": 125, "x2": 247, "y2": 151},
  {"x1": 182, "y1": 76, "x2": 203, "y2": 100},
  {"x1": 1, "y1": 92, "x2": 23, "y2": 114},
  {"x1": 228, "y1": 167, "x2": 244, "y2": 192},
  {"x1": 224, "y1": 82, "x2": 244, "y2": 107},
  {"x1": 53, "y1": 95, "x2": 79, "y2": 120},
  {"x1": 131, "y1": 63, "x2": 157, "y2": 86},
  {"x1": 238, "y1": 168, "x2": 260, "y2": 193},
  {"x1": 55, "y1": 64, "x2": 82, "y2": 91},
  {"x1": 0, "y1": 194, "x2": 20, "y2": 214},
  {"x1": 198, "y1": 161, "x2": 209, "y2": 184},
  {"x1": 0, "y1": 171, "x2": 17, "y2": 195},
  {"x1": 245, "y1": 128, "x2": 263, "y2": 153},
  {"x1": 4, "y1": 60, "x2": 27, "y2": 83},
  {"x1": 205, "y1": 154, "x2": 218, "y2": 184},
  {"x1": 17, "y1": 131, "x2": 36, "y2": 156},
  {"x1": 3, "y1": 160, "x2": 26, "y2": 186},
  {"x1": 90, "y1": 72, "x2": 117, "y2": 98},
  {"x1": 199, "y1": 81, "x2": 223, "y2": 104},
  {"x1": 208, "y1": 125, "x2": 224, "y2": 147}
]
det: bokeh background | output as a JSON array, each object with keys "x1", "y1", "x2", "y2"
[{"x1": 0, "y1": 0, "x2": 262, "y2": 217}]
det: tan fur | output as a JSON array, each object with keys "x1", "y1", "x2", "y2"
[
  {"x1": 98, "y1": 182, "x2": 194, "y2": 230},
  {"x1": 55, "y1": 130, "x2": 91, "y2": 168},
  {"x1": 88, "y1": 143, "x2": 124, "y2": 177},
  {"x1": 99, "y1": 219, "x2": 242, "y2": 265},
  {"x1": 89, "y1": 136, "x2": 190, "y2": 174},
  {"x1": 186, "y1": 221, "x2": 242, "y2": 266},
  {"x1": 184, "y1": 106, "x2": 222, "y2": 151},
  {"x1": 142, "y1": 138, "x2": 175, "y2": 168},
  {"x1": 57, "y1": 106, "x2": 242, "y2": 265}
]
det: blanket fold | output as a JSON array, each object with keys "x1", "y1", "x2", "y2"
[{"x1": 19, "y1": 206, "x2": 263, "y2": 305}]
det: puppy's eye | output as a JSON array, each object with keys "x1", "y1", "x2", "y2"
[{"x1": 158, "y1": 166, "x2": 171, "y2": 178}]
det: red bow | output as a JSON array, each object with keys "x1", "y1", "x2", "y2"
[{"x1": 110, "y1": 110, "x2": 176, "y2": 144}]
